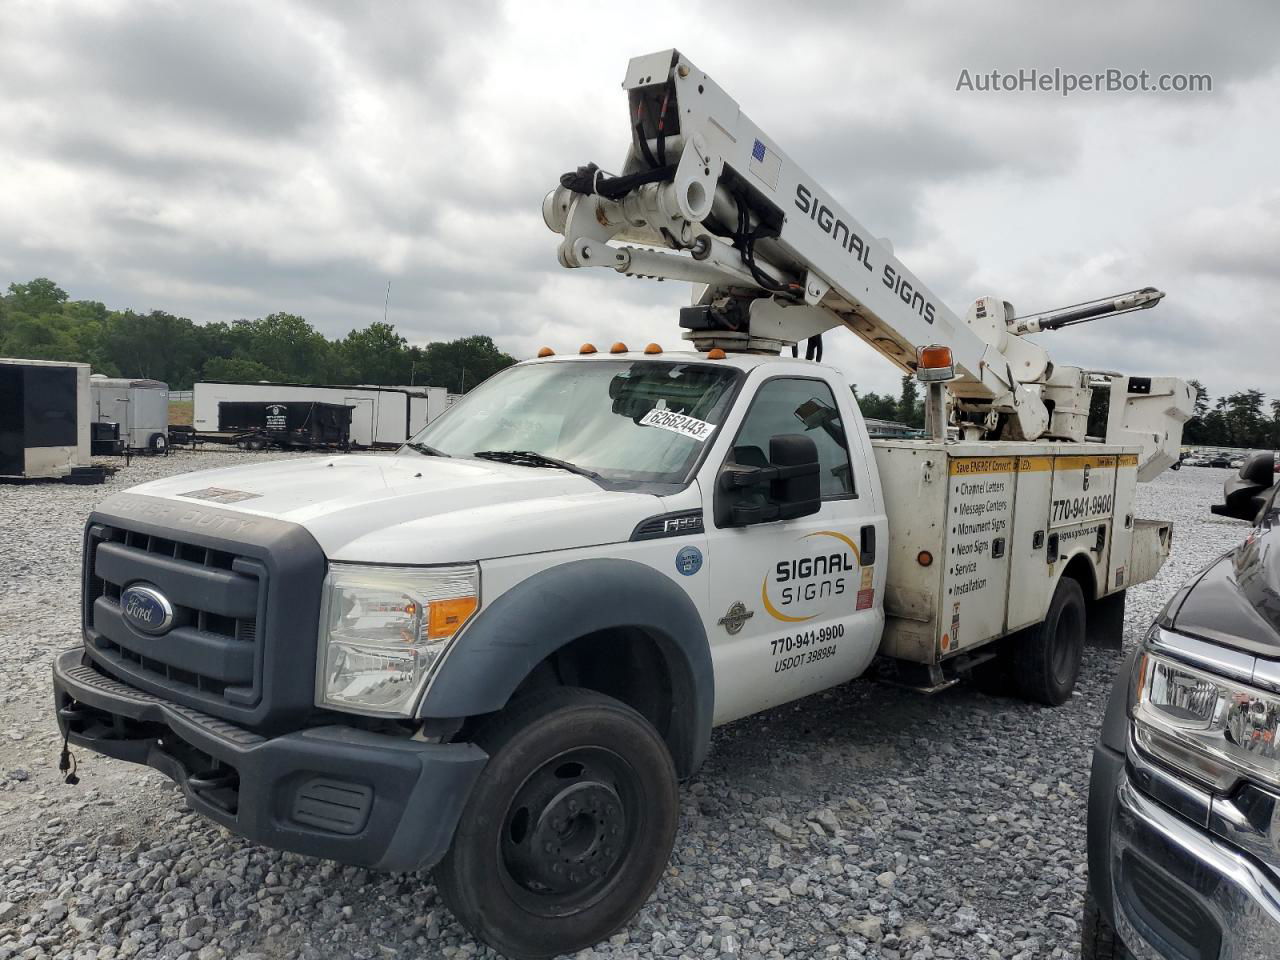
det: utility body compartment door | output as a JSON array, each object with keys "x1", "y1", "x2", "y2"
[
  {"x1": 940, "y1": 457, "x2": 1016, "y2": 653},
  {"x1": 1006, "y1": 455, "x2": 1054, "y2": 632},
  {"x1": 1047, "y1": 454, "x2": 1116, "y2": 599},
  {"x1": 1107, "y1": 454, "x2": 1140, "y2": 592}
]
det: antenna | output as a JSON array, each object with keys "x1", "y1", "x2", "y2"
[{"x1": 383, "y1": 280, "x2": 392, "y2": 325}]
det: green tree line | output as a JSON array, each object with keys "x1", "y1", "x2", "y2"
[
  {"x1": 1182, "y1": 379, "x2": 1280, "y2": 450},
  {"x1": 0, "y1": 278, "x2": 516, "y2": 392},
  {"x1": 852, "y1": 375, "x2": 926, "y2": 428}
]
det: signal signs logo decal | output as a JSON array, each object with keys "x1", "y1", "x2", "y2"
[{"x1": 762, "y1": 530, "x2": 860, "y2": 623}]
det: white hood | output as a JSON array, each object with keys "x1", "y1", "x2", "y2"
[{"x1": 124, "y1": 454, "x2": 662, "y2": 563}]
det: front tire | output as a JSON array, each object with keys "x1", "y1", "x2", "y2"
[
  {"x1": 148, "y1": 432, "x2": 168, "y2": 455},
  {"x1": 1013, "y1": 576, "x2": 1086, "y2": 705},
  {"x1": 435, "y1": 688, "x2": 679, "y2": 959}
]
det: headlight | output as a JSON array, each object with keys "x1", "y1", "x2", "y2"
[
  {"x1": 1133, "y1": 641, "x2": 1280, "y2": 793},
  {"x1": 316, "y1": 563, "x2": 479, "y2": 716}
]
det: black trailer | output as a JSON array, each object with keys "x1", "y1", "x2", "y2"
[
  {"x1": 216, "y1": 400, "x2": 353, "y2": 450},
  {"x1": 1, "y1": 358, "x2": 106, "y2": 483}
]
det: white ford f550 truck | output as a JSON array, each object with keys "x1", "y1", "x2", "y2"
[{"x1": 53, "y1": 49, "x2": 1192, "y2": 959}]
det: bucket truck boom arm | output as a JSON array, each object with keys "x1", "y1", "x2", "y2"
[{"x1": 543, "y1": 49, "x2": 1191, "y2": 473}]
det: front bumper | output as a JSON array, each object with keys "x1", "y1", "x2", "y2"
[
  {"x1": 1093, "y1": 740, "x2": 1280, "y2": 959},
  {"x1": 53, "y1": 649, "x2": 487, "y2": 872}
]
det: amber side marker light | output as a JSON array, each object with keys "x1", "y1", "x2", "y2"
[
  {"x1": 917, "y1": 550, "x2": 933, "y2": 567},
  {"x1": 707, "y1": 348, "x2": 727, "y2": 360},
  {"x1": 644, "y1": 343, "x2": 662, "y2": 355},
  {"x1": 610, "y1": 342, "x2": 628, "y2": 354},
  {"x1": 536, "y1": 347, "x2": 554, "y2": 358},
  {"x1": 579, "y1": 343, "x2": 597, "y2": 355},
  {"x1": 427, "y1": 596, "x2": 479, "y2": 641}
]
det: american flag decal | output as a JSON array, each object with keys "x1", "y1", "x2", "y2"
[{"x1": 748, "y1": 136, "x2": 781, "y2": 190}]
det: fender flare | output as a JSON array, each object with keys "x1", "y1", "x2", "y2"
[{"x1": 417, "y1": 557, "x2": 715, "y2": 776}]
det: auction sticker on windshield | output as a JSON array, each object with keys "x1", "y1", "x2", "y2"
[{"x1": 640, "y1": 408, "x2": 715, "y2": 442}]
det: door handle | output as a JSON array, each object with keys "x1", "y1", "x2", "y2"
[{"x1": 860, "y1": 525, "x2": 876, "y2": 565}]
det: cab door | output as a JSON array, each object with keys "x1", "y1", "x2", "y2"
[{"x1": 701, "y1": 371, "x2": 885, "y2": 724}]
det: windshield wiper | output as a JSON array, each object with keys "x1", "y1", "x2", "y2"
[
  {"x1": 405, "y1": 441, "x2": 450, "y2": 457},
  {"x1": 473, "y1": 449, "x2": 601, "y2": 481}
]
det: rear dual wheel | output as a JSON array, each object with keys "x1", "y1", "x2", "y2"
[
  {"x1": 968, "y1": 577, "x2": 1087, "y2": 706},
  {"x1": 1013, "y1": 576, "x2": 1086, "y2": 705},
  {"x1": 435, "y1": 688, "x2": 678, "y2": 959}
]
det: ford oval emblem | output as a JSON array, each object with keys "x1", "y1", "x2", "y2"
[{"x1": 120, "y1": 584, "x2": 175, "y2": 635}]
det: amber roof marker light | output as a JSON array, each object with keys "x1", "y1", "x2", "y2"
[
  {"x1": 915, "y1": 344, "x2": 955, "y2": 381},
  {"x1": 536, "y1": 347, "x2": 554, "y2": 358}
]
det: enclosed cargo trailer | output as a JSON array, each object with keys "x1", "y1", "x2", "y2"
[
  {"x1": 0, "y1": 358, "x2": 99, "y2": 481},
  {"x1": 193, "y1": 381, "x2": 447, "y2": 447},
  {"x1": 89, "y1": 375, "x2": 170, "y2": 454}
]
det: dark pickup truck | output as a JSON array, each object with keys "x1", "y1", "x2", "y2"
[{"x1": 1085, "y1": 453, "x2": 1280, "y2": 959}]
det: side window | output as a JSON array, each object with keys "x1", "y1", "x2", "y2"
[{"x1": 731, "y1": 378, "x2": 855, "y2": 498}]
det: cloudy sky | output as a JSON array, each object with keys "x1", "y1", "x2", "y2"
[{"x1": 2, "y1": 0, "x2": 1277, "y2": 401}]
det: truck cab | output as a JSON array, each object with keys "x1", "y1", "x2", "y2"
[{"x1": 53, "y1": 349, "x2": 899, "y2": 957}]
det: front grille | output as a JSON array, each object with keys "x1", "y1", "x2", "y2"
[
  {"x1": 84, "y1": 524, "x2": 267, "y2": 714},
  {"x1": 80, "y1": 495, "x2": 326, "y2": 730}
]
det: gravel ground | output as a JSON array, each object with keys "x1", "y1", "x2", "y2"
[{"x1": 0, "y1": 454, "x2": 1254, "y2": 960}]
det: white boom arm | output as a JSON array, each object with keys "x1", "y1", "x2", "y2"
[{"x1": 543, "y1": 50, "x2": 1191, "y2": 474}]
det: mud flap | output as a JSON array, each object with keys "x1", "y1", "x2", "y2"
[{"x1": 1086, "y1": 589, "x2": 1126, "y2": 650}]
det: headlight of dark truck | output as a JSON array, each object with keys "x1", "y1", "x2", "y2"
[
  {"x1": 1133, "y1": 626, "x2": 1280, "y2": 794},
  {"x1": 316, "y1": 562, "x2": 479, "y2": 716}
]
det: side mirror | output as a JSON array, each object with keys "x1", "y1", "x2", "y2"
[
  {"x1": 1211, "y1": 452, "x2": 1275, "y2": 523},
  {"x1": 716, "y1": 434, "x2": 821, "y2": 527},
  {"x1": 1241, "y1": 451, "x2": 1276, "y2": 488}
]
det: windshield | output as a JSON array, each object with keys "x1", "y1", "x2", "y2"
[{"x1": 405, "y1": 359, "x2": 742, "y2": 487}]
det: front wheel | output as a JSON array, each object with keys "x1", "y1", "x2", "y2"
[
  {"x1": 1013, "y1": 576, "x2": 1086, "y2": 705},
  {"x1": 148, "y1": 432, "x2": 169, "y2": 455},
  {"x1": 435, "y1": 688, "x2": 679, "y2": 959}
]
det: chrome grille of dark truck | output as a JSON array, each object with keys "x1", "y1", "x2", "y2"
[
  {"x1": 80, "y1": 493, "x2": 327, "y2": 731},
  {"x1": 85, "y1": 526, "x2": 266, "y2": 707}
]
